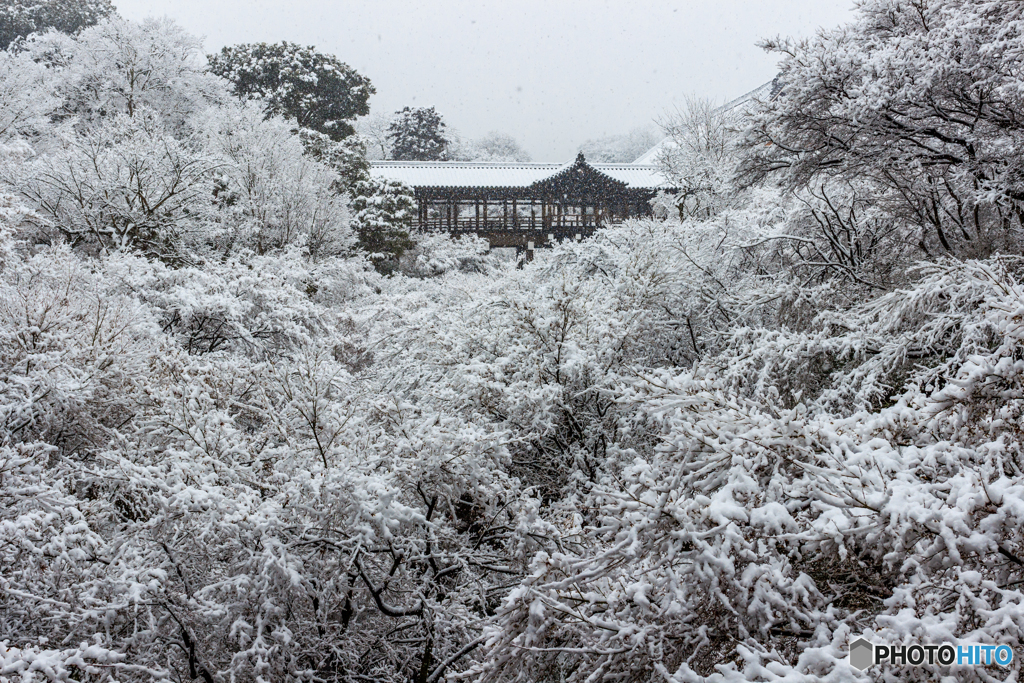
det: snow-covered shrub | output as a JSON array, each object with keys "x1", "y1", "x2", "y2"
[
  {"x1": 741, "y1": 0, "x2": 1024, "y2": 258},
  {"x1": 2, "y1": 4, "x2": 1024, "y2": 683},
  {"x1": 22, "y1": 16, "x2": 229, "y2": 135},
  {"x1": 474, "y1": 257, "x2": 1024, "y2": 683},
  {"x1": 200, "y1": 103, "x2": 358, "y2": 260},
  {"x1": 350, "y1": 176, "x2": 415, "y2": 274},
  {"x1": 399, "y1": 231, "x2": 497, "y2": 278},
  {"x1": 13, "y1": 111, "x2": 220, "y2": 259}
]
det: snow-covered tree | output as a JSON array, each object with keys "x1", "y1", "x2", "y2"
[
  {"x1": 298, "y1": 127, "x2": 371, "y2": 195},
  {"x1": 399, "y1": 231, "x2": 498, "y2": 278},
  {"x1": 449, "y1": 131, "x2": 532, "y2": 162},
  {"x1": 13, "y1": 111, "x2": 220, "y2": 260},
  {"x1": 0, "y1": 0, "x2": 115, "y2": 50},
  {"x1": 740, "y1": 0, "x2": 1024, "y2": 257},
  {"x1": 578, "y1": 125, "x2": 660, "y2": 163},
  {"x1": 356, "y1": 112, "x2": 393, "y2": 160},
  {"x1": 0, "y1": 19, "x2": 356, "y2": 263},
  {"x1": 25, "y1": 17, "x2": 229, "y2": 134},
  {"x1": 208, "y1": 41, "x2": 374, "y2": 141},
  {"x1": 199, "y1": 103, "x2": 358, "y2": 260},
  {"x1": 388, "y1": 106, "x2": 449, "y2": 161},
  {"x1": 656, "y1": 98, "x2": 736, "y2": 221},
  {"x1": 0, "y1": 46, "x2": 59, "y2": 142},
  {"x1": 350, "y1": 176, "x2": 416, "y2": 274}
]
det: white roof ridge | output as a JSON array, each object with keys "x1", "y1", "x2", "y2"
[
  {"x1": 631, "y1": 78, "x2": 781, "y2": 164},
  {"x1": 369, "y1": 155, "x2": 673, "y2": 189},
  {"x1": 371, "y1": 161, "x2": 561, "y2": 167},
  {"x1": 369, "y1": 161, "x2": 658, "y2": 168}
]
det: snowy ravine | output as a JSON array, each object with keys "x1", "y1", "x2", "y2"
[{"x1": 3, "y1": 1, "x2": 1024, "y2": 682}]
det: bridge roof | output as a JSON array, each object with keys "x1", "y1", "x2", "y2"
[{"x1": 369, "y1": 157, "x2": 673, "y2": 191}]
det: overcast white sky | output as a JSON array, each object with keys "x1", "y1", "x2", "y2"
[{"x1": 115, "y1": 0, "x2": 857, "y2": 160}]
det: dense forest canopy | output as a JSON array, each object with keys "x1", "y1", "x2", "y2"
[
  {"x1": 0, "y1": 0, "x2": 115, "y2": 50},
  {"x1": 1, "y1": 1, "x2": 1024, "y2": 683}
]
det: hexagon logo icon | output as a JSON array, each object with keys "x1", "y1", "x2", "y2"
[{"x1": 849, "y1": 638, "x2": 874, "y2": 671}]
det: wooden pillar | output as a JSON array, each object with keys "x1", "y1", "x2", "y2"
[
  {"x1": 512, "y1": 198, "x2": 518, "y2": 228},
  {"x1": 504, "y1": 200, "x2": 509, "y2": 228}
]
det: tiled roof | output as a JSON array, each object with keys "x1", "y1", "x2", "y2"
[
  {"x1": 632, "y1": 143, "x2": 669, "y2": 166},
  {"x1": 369, "y1": 161, "x2": 673, "y2": 190},
  {"x1": 598, "y1": 165, "x2": 672, "y2": 188},
  {"x1": 718, "y1": 78, "x2": 781, "y2": 116},
  {"x1": 632, "y1": 78, "x2": 783, "y2": 164}
]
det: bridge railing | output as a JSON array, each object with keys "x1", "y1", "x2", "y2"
[{"x1": 417, "y1": 215, "x2": 608, "y2": 231}]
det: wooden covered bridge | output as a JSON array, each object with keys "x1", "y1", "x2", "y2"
[{"x1": 369, "y1": 153, "x2": 673, "y2": 256}]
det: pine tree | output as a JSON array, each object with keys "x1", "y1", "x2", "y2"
[
  {"x1": 387, "y1": 106, "x2": 449, "y2": 161},
  {"x1": 350, "y1": 176, "x2": 416, "y2": 274},
  {"x1": 208, "y1": 42, "x2": 374, "y2": 141}
]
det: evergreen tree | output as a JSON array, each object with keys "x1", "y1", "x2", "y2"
[
  {"x1": 350, "y1": 176, "x2": 415, "y2": 274},
  {"x1": 297, "y1": 127, "x2": 371, "y2": 196},
  {"x1": 387, "y1": 106, "x2": 449, "y2": 161},
  {"x1": 0, "y1": 0, "x2": 116, "y2": 50},
  {"x1": 208, "y1": 41, "x2": 374, "y2": 141}
]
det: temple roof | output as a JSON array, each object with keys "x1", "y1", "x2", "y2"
[
  {"x1": 370, "y1": 154, "x2": 672, "y2": 191},
  {"x1": 632, "y1": 77, "x2": 783, "y2": 165}
]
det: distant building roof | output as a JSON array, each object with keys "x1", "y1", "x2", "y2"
[
  {"x1": 718, "y1": 78, "x2": 782, "y2": 116},
  {"x1": 632, "y1": 142, "x2": 668, "y2": 166},
  {"x1": 631, "y1": 77, "x2": 783, "y2": 165},
  {"x1": 370, "y1": 157, "x2": 673, "y2": 191}
]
